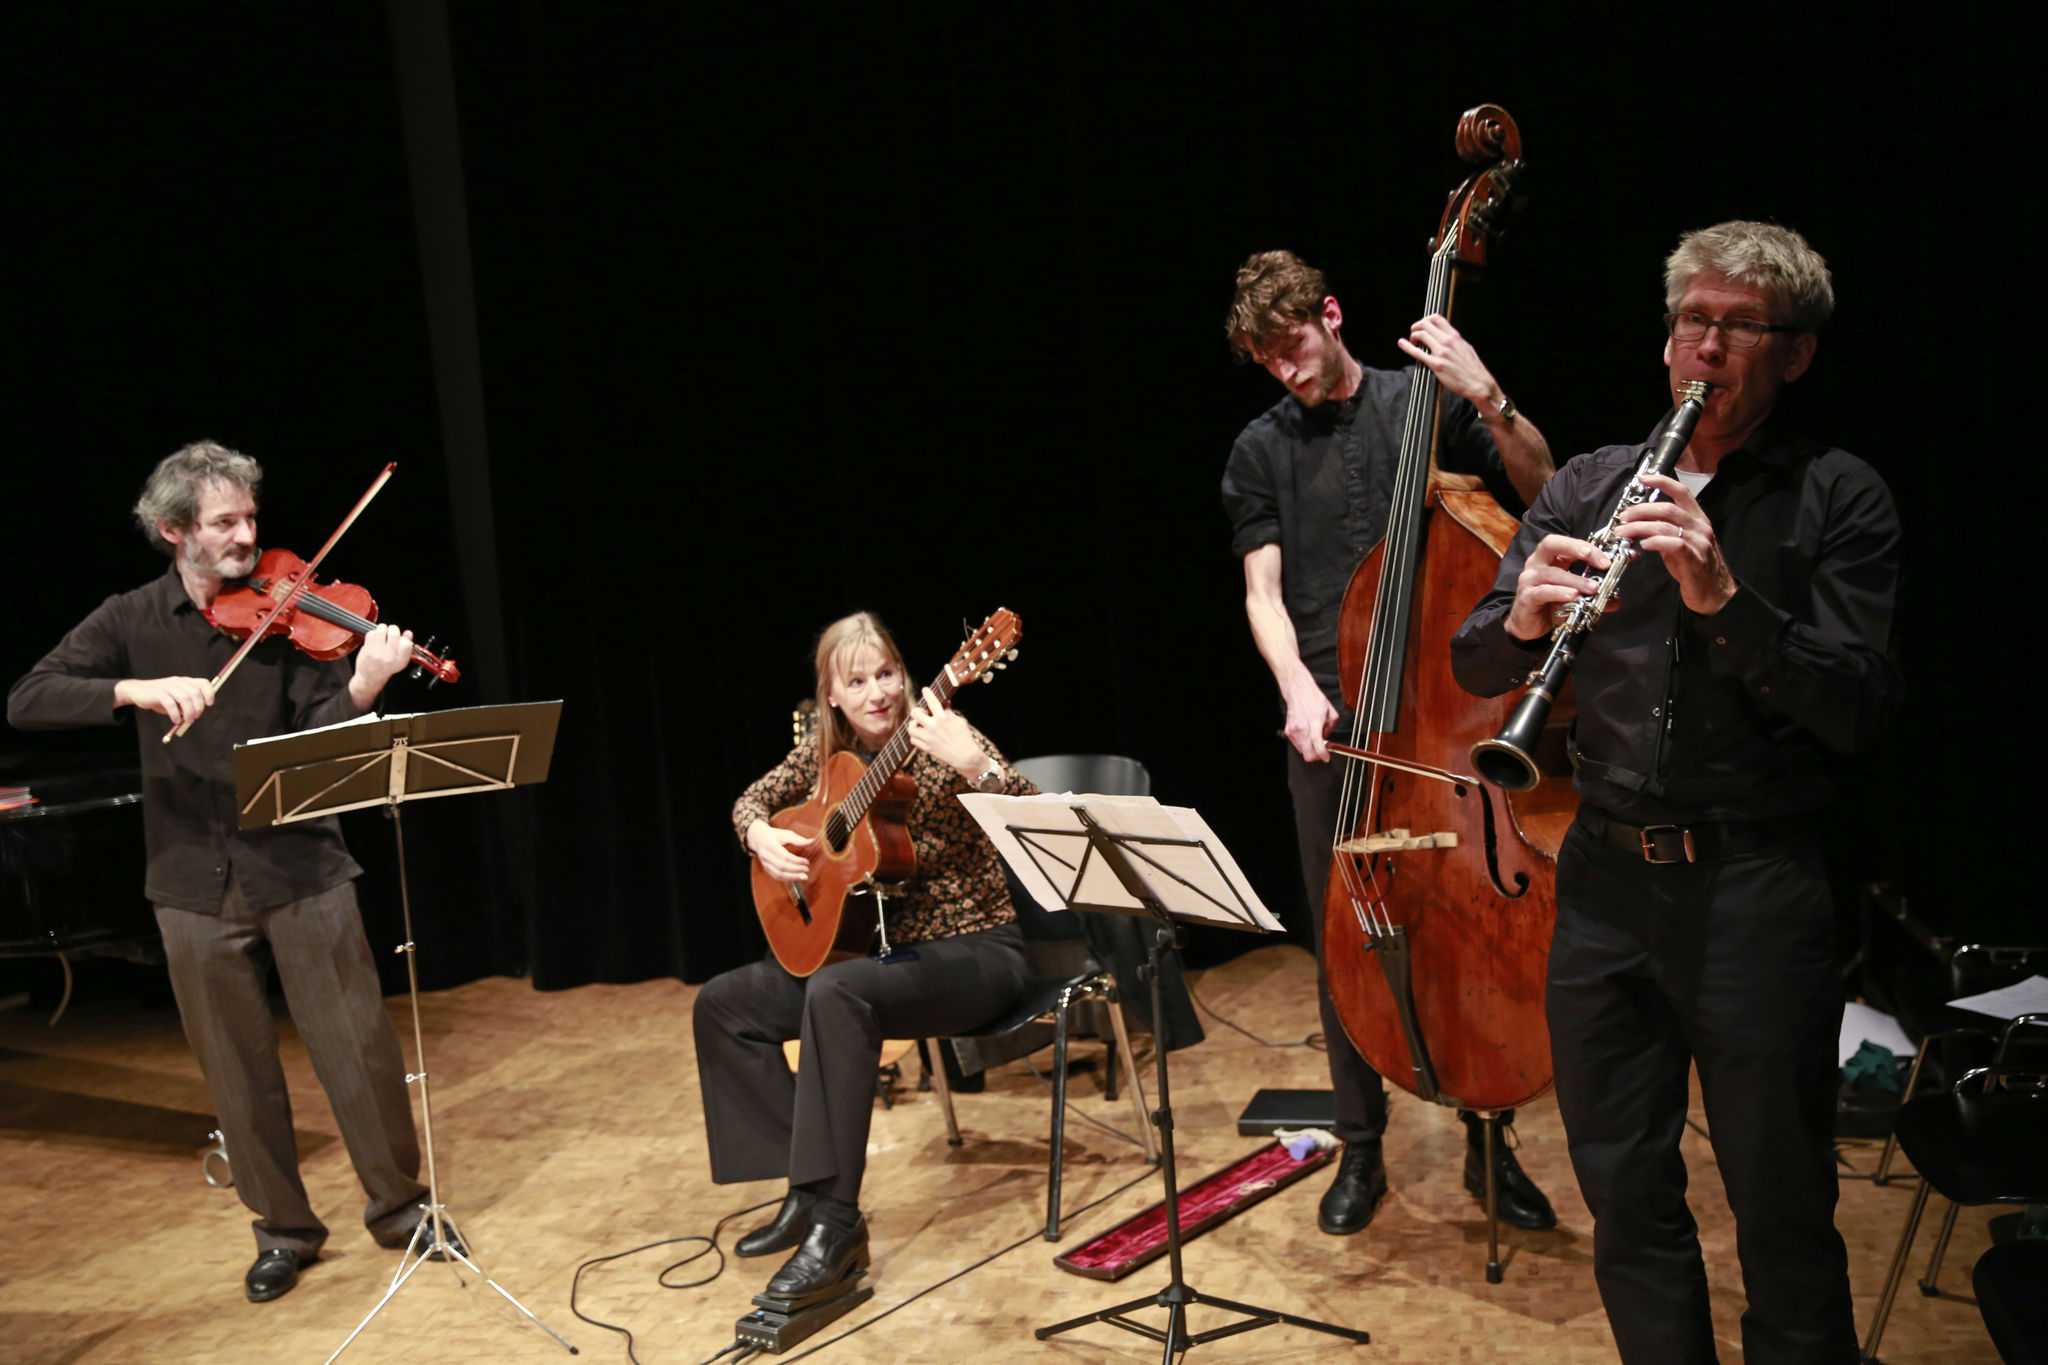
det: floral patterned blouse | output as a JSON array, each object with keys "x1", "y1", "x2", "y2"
[{"x1": 732, "y1": 721, "x2": 1038, "y2": 946}]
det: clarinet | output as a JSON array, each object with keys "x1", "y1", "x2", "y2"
[{"x1": 1469, "y1": 380, "x2": 1711, "y2": 791}]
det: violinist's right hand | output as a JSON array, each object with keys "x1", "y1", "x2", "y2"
[
  {"x1": 747, "y1": 821, "x2": 816, "y2": 883},
  {"x1": 1506, "y1": 533, "x2": 1615, "y2": 641},
  {"x1": 114, "y1": 676, "x2": 217, "y2": 728}
]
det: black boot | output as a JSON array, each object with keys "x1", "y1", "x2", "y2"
[
  {"x1": 1317, "y1": 1140, "x2": 1388, "y2": 1236},
  {"x1": 1462, "y1": 1112, "x2": 1556, "y2": 1231},
  {"x1": 736, "y1": 1190, "x2": 816, "y2": 1258},
  {"x1": 761, "y1": 1198, "x2": 868, "y2": 1309}
]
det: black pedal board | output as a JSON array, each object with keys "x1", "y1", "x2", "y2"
[{"x1": 735, "y1": 1283, "x2": 874, "y2": 1352}]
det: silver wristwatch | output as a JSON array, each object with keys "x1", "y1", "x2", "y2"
[{"x1": 971, "y1": 759, "x2": 1004, "y2": 793}]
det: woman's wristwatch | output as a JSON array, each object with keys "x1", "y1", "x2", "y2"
[{"x1": 971, "y1": 757, "x2": 1005, "y2": 793}]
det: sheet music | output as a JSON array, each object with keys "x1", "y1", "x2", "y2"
[
  {"x1": 1947, "y1": 974, "x2": 2048, "y2": 1021},
  {"x1": 958, "y1": 792, "x2": 1282, "y2": 932}
]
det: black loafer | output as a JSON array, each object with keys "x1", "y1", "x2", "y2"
[
  {"x1": 1464, "y1": 1118, "x2": 1557, "y2": 1231},
  {"x1": 1317, "y1": 1141, "x2": 1388, "y2": 1236},
  {"x1": 737, "y1": 1190, "x2": 816, "y2": 1259},
  {"x1": 760, "y1": 1216, "x2": 868, "y2": 1309},
  {"x1": 245, "y1": 1247, "x2": 314, "y2": 1303}
]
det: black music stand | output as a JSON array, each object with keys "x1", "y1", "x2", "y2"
[
  {"x1": 960, "y1": 793, "x2": 1371, "y2": 1361},
  {"x1": 234, "y1": 701, "x2": 574, "y2": 1362}
]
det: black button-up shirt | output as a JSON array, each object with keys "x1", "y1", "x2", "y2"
[
  {"x1": 1451, "y1": 424, "x2": 1903, "y2": 824},
  {"x1": 1222, "y1": 365, "x2": 1516, "y2": 708},
  {"x1": 7, "y1": 567, "x2": 367, "y2": 913}
]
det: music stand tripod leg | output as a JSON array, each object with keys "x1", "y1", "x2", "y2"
[
  {"x1": 321, "y1": 801, "x2": 577, "y2": 1362},
  {"x1": 1035, "y1": 905, "x2": 1369, "y2": 1361}
]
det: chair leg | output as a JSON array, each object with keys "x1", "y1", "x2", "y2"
[
  {"x1": 1046, "y1": 1006, "x2": 1070, "y2": 1242},
  {"x1": 1862, "y1": 1178, "x2": 1932, "y2": 1362},
  {"x1": 1105, "y1": 990, "x2": 1156, "y2": 1163},
  {"x1": 926, "y1": 1039, "x2": 963, "y2": 1146},
  {"x1": 1874, "y1": 1042, "x2": 1929, "y2": 1186},
  {"x1": 1918, "y1": 1198, "x2": 1961, "y2": 1296},
  {"x1": 1103, "y1": 1023, "x2": 1118, "y2": 1102}
]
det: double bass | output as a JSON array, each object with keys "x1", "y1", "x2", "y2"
[{"x1": 1320, "y1": 106, "x2": 1576, "y2": 1205}]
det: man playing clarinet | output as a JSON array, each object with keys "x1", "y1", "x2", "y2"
[{"x1": 1453, "y1": 221, "x2": 1903, "y2": 1363}]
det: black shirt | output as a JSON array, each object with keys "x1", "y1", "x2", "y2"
[
  {"x1": 1450, "y1": 425, "x2": 1903, "y2": 824},
  {"x1": 7, "y1": 567, "x2": 368, "y2": 913},
  {"x1": 1221, "y1": 365, "x2": 1516, "y2": 709}
]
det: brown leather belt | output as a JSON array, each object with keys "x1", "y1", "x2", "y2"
[{"x1": 1579, "y1": 807, "x2": 1810, "y2": 865}]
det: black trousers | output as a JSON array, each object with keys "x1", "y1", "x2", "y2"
[
  {"x1": 1286, "y1": 745, "x2": 1391, "y2": 1143},
  {"x1": 693, "y1": 922, "x2": 1027, "y2": 1204},
  {"x1": 155, "y1": 877, "x2": 425, "y2": 1257},
  {"x1": 1547, "y1": 820, "x2": 1856, "y2": 1364}
]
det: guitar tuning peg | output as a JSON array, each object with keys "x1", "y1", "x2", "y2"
[{"x1": 1006, "y1": 649, "x2": 1020, "y2": 661}]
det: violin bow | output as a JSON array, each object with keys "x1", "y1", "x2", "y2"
[{"x1": 164, "y1": 462, "x2": 398, "y2": 743}]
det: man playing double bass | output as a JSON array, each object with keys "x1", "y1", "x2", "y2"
[
  {"x1": 1220, "y1": 249, "x2": 1558, "y2": 1235},
  {"x1": 1452, "y1": 221, "x2": 1902, "y2": 1362}
]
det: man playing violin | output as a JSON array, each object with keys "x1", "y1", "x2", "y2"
[
  {"x1": 696, "y1": 610, "x2": 1034, "y2": 1307},
  {"x1": 1220, "y1": 249, "x2": 1559, "y2": 1236},
  {"x1": 1452, "y1": 222, "x2": 1902, "y2": 1363},
  {"x1": 8, "y1": 441, "x2": 433, "y2": 1304}
]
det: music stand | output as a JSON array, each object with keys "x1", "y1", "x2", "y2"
[
  {"x1": 234, "y1": 702, "x2": 575, "y2": 1362},
  {"x1": 959, "y1": 793, "x2": 1371, "y2": 1361}
]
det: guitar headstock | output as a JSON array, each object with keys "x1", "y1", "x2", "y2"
[
  {"x1": 944, "y1": 608, "x2": 1022, "y2": 690},
  {"x1": 790, "y1": 698, "x2": 817, "y2": 748}
]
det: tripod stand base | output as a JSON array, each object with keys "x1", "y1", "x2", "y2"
[{"x1": 1036, "y1": 1280, "x2": 1368, "y2": 1356}]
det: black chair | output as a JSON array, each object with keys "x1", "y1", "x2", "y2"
[
  {"x1": 923, "y1": 754, "x2": 1164, "y2": 1241},
  {"x1": 1861, "y1": 1016, "x2": 2048, "y2": 1362},
  {"x1": 1872, "y1": 939, "x2": 2047, "y2": 1184}
]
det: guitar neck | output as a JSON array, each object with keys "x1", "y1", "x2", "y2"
[{"x1": 836, "y1": 668, "x2": 963, "y2": 827}]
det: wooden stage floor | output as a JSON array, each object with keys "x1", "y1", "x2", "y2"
[{"x1": 0, "y1": 944, "x2": 2000, "y2": 1363}]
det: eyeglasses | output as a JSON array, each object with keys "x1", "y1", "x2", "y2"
[{"x1": 1663, "y1": 311, "x2": 1799, "y2": 349}]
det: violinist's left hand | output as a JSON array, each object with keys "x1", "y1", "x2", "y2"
[
  {"x1": 1617, "y1": 473, "x2": 1737, "y2": 615},
  {"x1": 349, "y1": 625, "x2": 415, "y2": 710},
  {"x1": 906, "y1": 686, "x2": 988, "y2": 779}
]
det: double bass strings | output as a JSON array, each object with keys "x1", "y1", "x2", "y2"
[{"x1": 1331, "y1": 231, "x2": 1461, "y2": 942}]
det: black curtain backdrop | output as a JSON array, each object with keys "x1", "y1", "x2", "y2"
[{"x1": 5, "y1": 3, "x2": 2028, "y2": 996}]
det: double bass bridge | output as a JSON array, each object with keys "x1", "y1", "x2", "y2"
[{"x1": 1336, "y1": 828, "x2": 1460, "y2": 855}]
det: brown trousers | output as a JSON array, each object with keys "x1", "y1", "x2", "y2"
[{"x1": 155, "y1": 877, "x2": 425, "y2": 1256}]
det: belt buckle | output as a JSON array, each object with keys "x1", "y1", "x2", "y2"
[{"x1": 1639, "y1": 825, "x2": 1697, "y2": 864}]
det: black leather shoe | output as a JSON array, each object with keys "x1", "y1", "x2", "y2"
[
  {"x1": 1317, "y1": 1141, "x2": 1388, "y2": 1236},
  {"x1": 737, "y1": 1190, "x2": 816, "y2": 1259},
  {"x1": 760, "y1": 1215, "x2": 869, "y2": 1309},
  {"x1": 244, "y1": 1247, "x2": 314, "y2": 1303},
  {"x1": 1464, "y1": 1118, "x2": 1557, "y2": 1231}
]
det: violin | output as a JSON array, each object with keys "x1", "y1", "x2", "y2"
[{"x1": 210, "y1": 547, "x2": 461, "y2": 684}]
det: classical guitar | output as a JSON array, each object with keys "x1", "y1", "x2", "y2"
[{"x1": 750, "y1": 609, "x2": 1023, "y2": 977}]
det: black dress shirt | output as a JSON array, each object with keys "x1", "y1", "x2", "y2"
[
  {"x1": 7, "y1": 567, "x2": 368, "y2": 913},
  {"x1": 1222, "y1": 365, "x2": 1517, "y2": 708},
  {"x1": 1451, "y1": 424, "x2": 1903, "y2": 825}
]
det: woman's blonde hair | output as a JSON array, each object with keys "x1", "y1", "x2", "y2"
[{"x1": 810, "y1": 611, "x2": 910, "y2": 770}]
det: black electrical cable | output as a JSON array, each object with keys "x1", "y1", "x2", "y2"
[
  {"x1": 1184, "y1": 976, "x2": 1321, "y2": 1050},
  {"x1": 569, "y1": 1197, "x2": 777, "y2": 1365}
]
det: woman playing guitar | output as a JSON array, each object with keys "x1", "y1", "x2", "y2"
[{"x1": 695, "y1": 610, "x2": 1037, "y2": 1310}]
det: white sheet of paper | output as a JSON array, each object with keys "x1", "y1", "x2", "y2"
[
  {"x1": 1947, "y1": 974, "x2": 2048, "y2": 1021},
  {"x1": 956, "y1": 791, "x2": 1282, "y2": 932},
  {"x1": 1838, "y1": 1000, "x2": 1917, "y2": 1066}
]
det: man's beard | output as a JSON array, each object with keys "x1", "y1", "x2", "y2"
[{"x1": 182, "y1": 540, "x2": 260, "y2": 581}]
